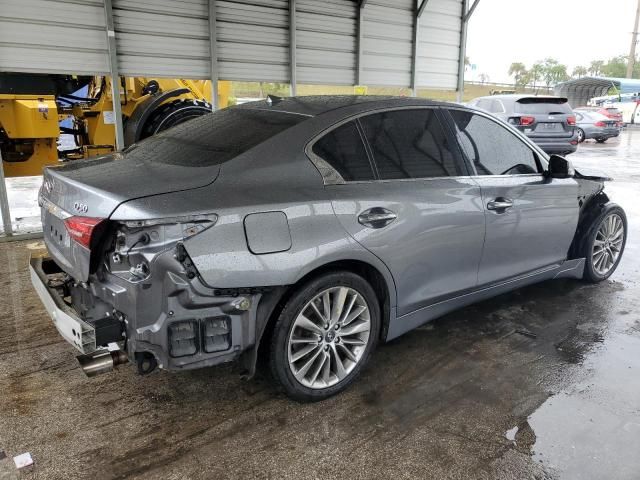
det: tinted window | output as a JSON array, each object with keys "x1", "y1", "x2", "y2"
[
  {"x1": 449, "y1": 110, "x2": 540, "y2": 176},
  {"x1": 125, "y1": 107, "x2": 306, "y2": 167},
  {"x1": 491, "y1": 99, "x2": 505, "y2": 113},
  {"x1": 514, "y1": 98, "x2": 572, "y2": 115},
  {"x1": 312, "y1": 121, "x2": 374, "y2": 182},
  {"x1": 359, "y1": 109, "x2": 463, "y2": 180},
  {"x1": 475, "y1": 99, "x2": 492, "y2": 111}
]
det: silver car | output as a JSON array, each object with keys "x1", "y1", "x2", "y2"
[
  {"x1": 574, "y1": 109, "x2": 621, "y2": 143},
  {"x1": 31, "y1": 96, "x2": 627, "y2": 401}
]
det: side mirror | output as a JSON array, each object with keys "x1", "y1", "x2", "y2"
[{"x1": 547, "y1": 154, "x2": 574, "y2": 178}]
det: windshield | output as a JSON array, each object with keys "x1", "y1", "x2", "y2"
[{"x1": 124, "y1": 107, "x2": 307, "y2": 167}]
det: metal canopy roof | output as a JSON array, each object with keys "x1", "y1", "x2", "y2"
[
  {"x1": 554, "y1": 76, "x2": 640, "y2": 107},
  {"x1": 0, "y1": 0, "x2": 476, "y2": 92}
]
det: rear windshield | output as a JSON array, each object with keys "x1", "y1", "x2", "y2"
[
  {"x1": 124, "y1": 107, "x2": 307, "y2": 167},
  {"x1": 605, "y1": 108, "x2": 621, "y2": 114},
  {"x1": 515, "y1": 97, "x2": 572, "y2": 115}
]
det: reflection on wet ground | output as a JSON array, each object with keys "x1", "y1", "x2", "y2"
[{"x1": 0, "y1": 131, "x2": 638, "y2": 479}]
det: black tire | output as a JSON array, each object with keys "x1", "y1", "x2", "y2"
[
  {"x1": 596, "y1": 138, "x2": 607, "y2": 143},
  {"x1": 139, "y1": 98, "x2": 212, "y2": 140},
  {"x1": 581, "y1": 205, "x2": 627, "y2": 283},
  {"x1": 577, "y1": 128, "x2": 586, "y2": 143},
  {"x1": 269, "y1": 271, "x2": 380, "y2": 402}
]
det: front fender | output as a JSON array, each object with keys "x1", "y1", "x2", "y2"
[{"x1": 569, "y1": 190, "x2": 610, "y2": 259}]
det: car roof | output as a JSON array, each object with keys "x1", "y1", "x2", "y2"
[
  {"x1": 474, "y1": 94, "x2": 568, "y2": 102},
  {"x1": 236, "y1": 95, "x2": 453, "y2": 117}
]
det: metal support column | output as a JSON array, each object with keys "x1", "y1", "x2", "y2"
[
  {"x1": 103, "y1": 0, "x2": 125, "y2": 150},
  {"x1": 456, "y1": 0, "x2": 480, "y2": 102},
  {"x1": 289, "y1": 0, "x2": 297, "y2": 96},
  {"x1": 356, "y1": 0, "x2": 367, "y2": 86},
  {"x1": 209, "y1": 0, "x2": 220, "y2": 109},
  {"x1": 0, "y1": 151, "x2": 13, "y2": 237},
  {"x1": 411, "y1": 0, "x2": 430, "y2": 97}
]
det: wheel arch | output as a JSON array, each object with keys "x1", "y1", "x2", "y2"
[
  {"x1": 242, "y1": 258, "x2": 395, "y2": 379},
  {"x1": 568, "y1": 190, "x2": 612, "y2": 259}
]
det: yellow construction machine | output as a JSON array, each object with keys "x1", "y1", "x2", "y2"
[{"x1": 0, "y1": 73, "x2": 230, "y2": 177}]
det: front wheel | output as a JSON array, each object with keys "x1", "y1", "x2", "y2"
[
  {"x1": 577, "y1": 128, "x2": 585, "y2": 143},
  {"x1": 582, "y1": 206, "x2": 627, "y2": 282},
  {"x1": 596, "y1": 138, "x2": 608, "y2": 143},
  {"x1": 269, "y1": 272, "x2": 380, "y2": 402}
]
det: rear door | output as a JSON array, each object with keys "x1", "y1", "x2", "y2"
[
  {"x1": 508, "y1": 97, "x2": 575, "y2": 140},
  {"x1": 444, "y1": 108, "x2": 580, "y2": 285},
  {"x1": 311, "y1": 108, "x2": 486, "y2": 316}
]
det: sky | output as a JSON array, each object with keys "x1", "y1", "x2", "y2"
[{"x1": 466, "y1": 0, "x2": 638, "y2": 83}]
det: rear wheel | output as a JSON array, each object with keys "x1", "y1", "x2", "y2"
[
  {"x1": 577, "y1": 128, "x2": 585, "y2": 143},
  {"x1": 596, "y1": 138, "x2": 608, "y2": 143},
  {"x1": 582, "y1": 206, "x2": 627, "y2": 282},
  {"x1": 269, "y1": 272, "x2": 380, "y2": 402}
]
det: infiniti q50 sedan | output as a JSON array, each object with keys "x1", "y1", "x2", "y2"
[{"x1": 31, "y1": 96, "x2": 626, "y2": 401}]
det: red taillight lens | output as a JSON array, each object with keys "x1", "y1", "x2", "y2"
[
  {"x1": 64, "y1": 216, "x2": 105, "y2": 249},
  {"x1": 520, "y1": 116, "x2": 535, "y2": 126},
  {"x1": 567, "y1": 115, "x2": 576, "y2": 126},
  {"x1": 594, "y1": 121, "x2": 606, "y2": 127}
]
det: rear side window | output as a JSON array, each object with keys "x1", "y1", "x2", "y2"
[
  {"x1": 515, "y1": 98, "x2": 572, "y2": 115},
  {"x1": 359, "y1": 109, "x2": 464, "y2": 180},
  {"x1": 449, "y1": 110, "x2": 540, "y2": 176},
  {"x1": 312, "y1": 121, "x2": 374, "y2": 182},
  {"x1": 127, "y1": 107, "x2": 306, "y2": 167}
]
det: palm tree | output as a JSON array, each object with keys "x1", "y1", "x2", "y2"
[
  {"x1": 508, "y1": 62, "x2": 527, "y2": 88},
  {"x1": 572, "y1": 66, "x2": 588, "y2": 78},
  {"x1": 589, "y1": 60, "x2": 604, "y2": 76}
]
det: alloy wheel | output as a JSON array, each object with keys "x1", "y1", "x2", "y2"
[
  {"x1": 592, "y1": 213, "x2": 624, "y2": 276},
  {"x1": 287, "y1": 287, "x2": 371, "y2": 389}
]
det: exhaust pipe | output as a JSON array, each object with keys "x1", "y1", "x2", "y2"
[{"x1": 77, "y1": 350, "x2": 128, "y2": 377}]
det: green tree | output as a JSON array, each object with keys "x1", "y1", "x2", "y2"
[
  {"x1": 572, "y1": 66, "x2": 588, "y2": 78},
  {"x1": 549, "y1": 64, "x2": 569, "y2": 85},
  {"x1": 508, "y1": 62, "x2": 528, "y2": 87},
  {"x1": 589, "y1": 60, "x2": 604, "y2": 76},
  {"x1": 601, "y1": 55, "x2": 628, "y2": 78},
  {"x1": 525, "y1": 62, "x2": 544, "y2": 90}
]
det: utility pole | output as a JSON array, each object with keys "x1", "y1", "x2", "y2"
[{"x1": 627, "y1": 0, "x2": 640, "y2": 78}]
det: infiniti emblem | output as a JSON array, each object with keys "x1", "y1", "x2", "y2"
[{"x1": 74, "y1": 201, "x2": 88, "y2": 214}]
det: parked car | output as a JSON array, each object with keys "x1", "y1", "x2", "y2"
[
  {"x1": 468, "y1": 94, "x2": 578, "y2": 155},
  {"x1": 31, "y1": 96, "x2": 627, "y2": 401},
  {"x1": 574, "y1": 110, "x2": 621, "y2": 143},
  {"x1": 577, "y1": 106, "x2": 623, "y2": 127}
]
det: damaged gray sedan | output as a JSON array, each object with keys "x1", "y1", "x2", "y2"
[{"x1": 30, "y1": 96, "x2": 627, "y2": 401}]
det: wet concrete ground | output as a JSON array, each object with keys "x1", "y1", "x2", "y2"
[{"x1": 0, "y1": 132, "x2": 639, "y2": 479}]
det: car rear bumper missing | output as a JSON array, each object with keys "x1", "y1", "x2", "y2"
[{"x1": 29, "y1": 254, "x2": 98, "y2": 355}]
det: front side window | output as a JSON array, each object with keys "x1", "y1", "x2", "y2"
[
  {"x1": 312, "y1": 121, "x2": 374, "y2": 182},
  {"x1": 448, "y1": 110, "x2": 540, "y2": 176},
  {"x1": 359, "y1": 109, "x2": 464, "y2": 180}
]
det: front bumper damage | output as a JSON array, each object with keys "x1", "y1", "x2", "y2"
[{"x1": 29, "y1": 248, "x2": 264, "y2": 374}]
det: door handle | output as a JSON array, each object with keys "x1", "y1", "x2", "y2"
[
  {"x1": 358, "y1": 207, "x2": 397, "y2": 228},
  {"x1": 487, "y1": 198, "x2": 514, "y2": 211}
]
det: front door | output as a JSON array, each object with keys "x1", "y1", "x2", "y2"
[
  {"x1": 310, "y1": 108, "x2": 486, "y2": 317},
  {"x1": 445, "y1": 108, "x2": 580, "y2": 285}
]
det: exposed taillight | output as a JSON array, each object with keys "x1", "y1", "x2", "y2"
[
  {"x1": 64, "y1": 216, "x2": 105, "y2": 249},
  {"x1": 567, "y1": 115, "x2": 576, "y2": 126},
  {"x1": 594, "y1": 121, "x2": 606, "y2": 127}
]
